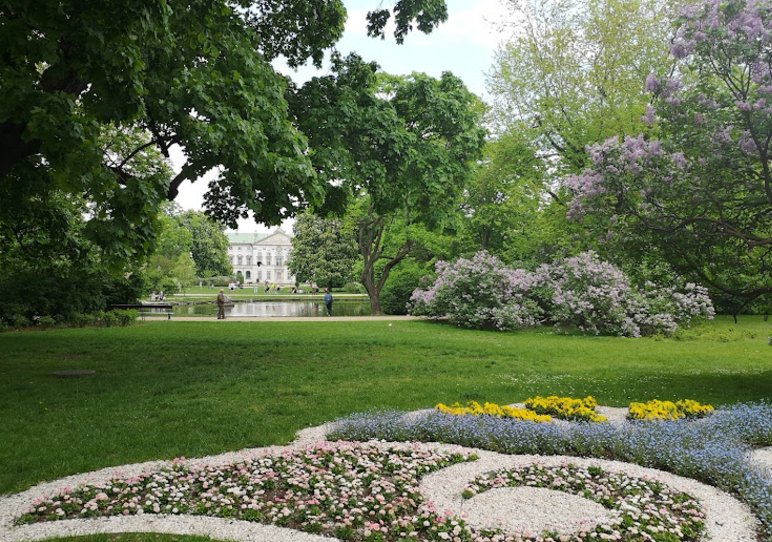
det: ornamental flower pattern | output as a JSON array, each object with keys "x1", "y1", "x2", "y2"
[
  {"x1": 18, "y1": 444, "x2": 477, "y2": 541},
  {"x1": 330, "y1": 402, "x2": 772, "y2": 539},
  {"x1": 463, "y1": 464, "x2": 706, "y2": 542}
]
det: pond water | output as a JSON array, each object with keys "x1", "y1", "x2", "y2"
[{"x1": 171, "y1": 299, "x2": 372, "y2": 318}]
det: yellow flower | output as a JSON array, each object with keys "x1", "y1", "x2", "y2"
[
  {"x1": 436, "y1": 400, "x2": 551, "y2": 423},
  {"x1": 627, "y1": 399, "x2": 713, "y2": 421},
  {"x1": 523, "y1": 395, "x2": 606, "y2": 422}
]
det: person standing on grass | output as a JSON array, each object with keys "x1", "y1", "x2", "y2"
[
  {"x1": 323, "y1": 287, "x2": 333, "y2": 316},
  {"x1": 216, "y1": 289, "x2": 227, "y2": 320}
]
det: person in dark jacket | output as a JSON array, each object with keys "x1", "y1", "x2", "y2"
[
  {"x1": 216, "y1": 289, "x2": 227, "y2": 319},
  {"x1": 323, "y1": 288, "x2": 333, "y2": 316}
]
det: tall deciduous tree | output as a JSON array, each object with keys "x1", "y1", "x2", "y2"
[
  {"x1": 288, "y1": 54, "x2": 485, "y2": 313},
  {"x1": 287, "y1": 211, "x2": 359, "y2": 288},
  {"x1": 0, "y1": 0, "x2": 450, "y2": 261},
  {"x1": 490, "y1": 0, "x2": 679, "y2": 173},
  {"x1": 565, "y1": 0, "x2": 772, "y2": 313},
  {"x1": 177, "y1": 211, "x2": 232, "y2": 278}
]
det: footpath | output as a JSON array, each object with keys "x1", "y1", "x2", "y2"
[{"x1": 141, "y1": 315, "x2": 423, "y2": 322}]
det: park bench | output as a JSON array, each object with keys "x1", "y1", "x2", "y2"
[{"x1": 108, "y1": 303, "x2": 174, "y2": 320}]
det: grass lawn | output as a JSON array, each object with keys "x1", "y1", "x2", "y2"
[{"x1": 0, "y1": 316, "x2": 769, "y2": 498}]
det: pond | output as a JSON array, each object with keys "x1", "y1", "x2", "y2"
[{"x1": 171, "y1": 299, "x2": 372, "y2": 318}]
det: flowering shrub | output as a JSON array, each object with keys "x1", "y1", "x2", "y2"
[
  {"x1": 436, "y1": 401, "x2": 552, "y2": 423},
  {"x1": 532, "y1": 252, "x2": 637, "y2": 336},
  {"x1": 464, "y1": 464, "x2": 705, "y2": 541},
  {"x1": 523, "y1": 395, "x2": 607, "y2": 423},
  {"x1": 627, "y1": 399, "x2": 714, "y2": 421},
  {"x1": 410, "y1": 251, "x2": 714, "y2": 336},
  {"x1": 408, "y1": 251, "x2": 542, "y2": 331},
  {"x1": 330, "y1": 402, "x2": 772, "y2": 539}
]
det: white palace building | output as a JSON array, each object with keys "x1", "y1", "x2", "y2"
[{"x1": 226, "y1": 230, "x2": 296, "y2": 286}]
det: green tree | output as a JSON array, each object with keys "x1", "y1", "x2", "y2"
[
  {"x1": 288, "y1": 54, "x2": 485, "y2": 313},
  {"x1": 0, "y1": 0, "x2": 450, "y2": 260},
  {"x1": 177, "y1": 211, "x2": 231, "y2": 278},
  {"x1": 145, "y1": 209, "x2": 197, "y2": 294},
  {"x1": 564, "y1": 0, "x2": 772, "y2": 313},
  {"x1": 288, "y1": 211, "x2": 358, "y2": 288},
  {"x1": 490, "y1": 0, "x2": 679, "y2": 174}
]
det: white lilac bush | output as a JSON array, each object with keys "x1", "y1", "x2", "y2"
[
  {"x1": 408, "y1": 251, "x2": 542, "y2": 331},
  {"x1": 409, "y1": 251, "x2": 714, "y2": 336}
]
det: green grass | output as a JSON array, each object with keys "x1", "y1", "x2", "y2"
[{"x1": 0, "y1": 316, "x2": 769, "y2": 496}]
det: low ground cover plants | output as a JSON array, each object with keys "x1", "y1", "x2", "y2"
[
  {"x1": 627, "y1": 400, "x2": 714, "y2": 421},
  {"x1": 464, "y1": 464, "x2": 706, "y2": 541},
  {"x1": 435, "y1": 401, "x2": 552, "y2": 422},
  {"x1": 16, "y1": 441, "x2": 710, "y2": 542},
  {"x1": 523, "y1": 395, "x2": 606, "y2": 423},
  {"x1": 19, "y1": 444, "x2": 481, "y2": 541},
  {"x1": 330, "y1": 402, "x2": 772, "y2": 539},
  {"x1": 409, "y1": 251, "x2": 715, "y2": 336}
]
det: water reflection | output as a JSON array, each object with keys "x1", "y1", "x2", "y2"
[{"x1": 172, "y1": 300, "x2": 372, "y2": 318}]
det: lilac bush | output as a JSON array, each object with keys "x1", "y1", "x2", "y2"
[
  {"x1": 409, "y1": 251, "x2": 714, "y2": 336},
  {"x1": 562, "y1": 0, "x2": 772, "y2": 312},
  {"x1": 408, "y1": 251, "x2": 542, "y2": 331},
  {"x1": 535, "y1": 252, "x2": 714, "y2": 337},
  {"x1": 330, "y1": 402, "x2": 772, "y2": 539},
  {"x1": 533, "y1": 251, "x2": 636, "y2": 336}
]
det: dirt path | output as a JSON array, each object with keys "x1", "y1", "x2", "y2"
[{"x1": 141, "y1": 315, "x2": 424, "y2": 322}]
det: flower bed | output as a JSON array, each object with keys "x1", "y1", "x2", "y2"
[
  {"x1": 436, "y1": 401, "x2": 551, "y2": 423},
  {"x1": 523, "y1": 395, "x2": 606, "y2": 423},
  {"x1": 627, "y1": 399, "x2": 714, "y2": 421},
  {"x1": 17, "y1": 444, "x2": 478, "y2": 541},
  {"x1": 464, "y1": 464, "x2": 705, "y2": 541},
  {"x1": 330, "y1": 403, "x2": 772, "y2": 539}
]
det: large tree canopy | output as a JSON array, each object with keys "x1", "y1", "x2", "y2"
[
  {"x1": 565, "y1": 0, "x2": 772, "y2": 313},
  {"x1": 490, "y1": 0, "x2": 678, "y2": 173},
  {"x1": 288, "y1": 53, "x2": 485, "y2": 313},
  {"x1": 0, "y1": 0, "x2": 450, "y2": 262},
  {"x1": 287, "y1": 211, "x2": 358, "y2": 288}
]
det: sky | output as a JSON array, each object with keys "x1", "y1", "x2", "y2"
[{"x1": 173, "y1": 0, "x2": 511, "y2": 233}]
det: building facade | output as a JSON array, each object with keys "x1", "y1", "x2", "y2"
[{"x1": 226, "y1": 230, "x2": 295, "y2": 285}]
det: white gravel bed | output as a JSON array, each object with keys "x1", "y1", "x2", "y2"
[
  {"x1": 749, "y1": 446, "x2": 772, "y2": 474},
  {"x1": 418, "y1": 447, "x2": 760, "y2": 542},
  {"x1": 0, "y1": 411, "x2": 767, "y2": 542},
  {"x1": 461, "y1": 486, "x2": 614, "y2": 535}
]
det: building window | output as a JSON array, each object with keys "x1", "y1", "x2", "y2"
[
  {"x1": 266, "y1": 270, "x2": 271, "y2": 280},
  {"x1": 245, "y1": 270, "x2": 251, "y2": 281},
  {"x1": 246, "y1": 255, "x2": 252, "y2": 265},
  {"x1": 258, "y1": 251, "x2": 263, "y2": 264},
  {"x1": 257, "y1": 270, "x2": 262, "y2": 280},
  {"x1": 266, "y1": 253, "x2": 272, "y2": 265},
  {"x1": 276, "y1": 253, "x2": 283, "y2": 266},
  {"x1": 276, "y1": 270, "x2": 282, "y2": 282},
  {"x1": 237, "y1": 255, "x2": 243, "y2": 265}
]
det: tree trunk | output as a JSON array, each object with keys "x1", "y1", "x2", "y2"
[{"x1": 356, "y1": 213, "x2": 413, "y2": 316}]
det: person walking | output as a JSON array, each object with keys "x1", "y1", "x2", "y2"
[
  {"x1": 216, "y1": 288, "x2": 227, "y2": 320},
  {"x1": 323, "y1": 287, "x2": 333, "y2": 316}
]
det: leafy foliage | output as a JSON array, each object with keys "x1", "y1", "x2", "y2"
[
  {"x1": 564, "y1": 0, "x2": 772, "y2": 313},
  {"x1": 0, "y1": 0, "x2": 451, "y2": 260},
  {"x1": 287, "y1": 211, "x2": 358, "y2": 288},
  {"x1": 288, "y1": 53, "x2": 485, "y2": 313}
]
